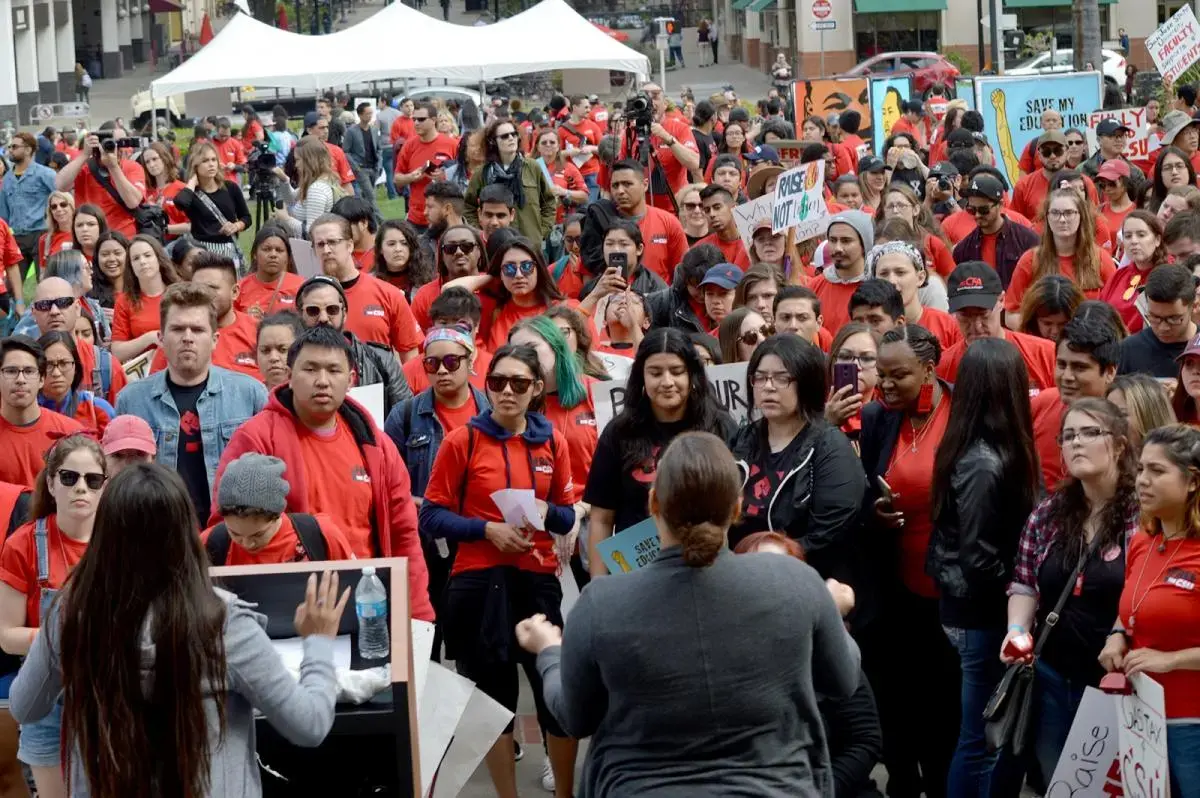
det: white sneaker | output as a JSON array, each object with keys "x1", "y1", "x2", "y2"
[{"x1": 540, "y1": 757, "x2": 555, "y2": 792}]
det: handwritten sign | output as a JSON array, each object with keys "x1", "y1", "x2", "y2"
[
  {"x1": 589, "y1": 361, "x2": 753, "y2": 434},
  {"x1": 1147, "y1": 3, "x2": 1200, "y2": 85},
  {"x1": 596, "y1": 518, "x2": 660, "y2": 573},
  {"x1": 772, "y1": 160, "x2": 829, "y2": 239},
  {"x1": 772, "y1": 140, "x2": 806, "y2": 169},
  {"x1": 732, "y1": 192, "x2": 775, "y2": 252},
  {"x1": 1086, "y1": 108, "x2": 1159, "y2": 162},
  {"x1": 1118, "y1": 674, "x2": 1168, "y2": 798},
  {"x1": 1047, "y1": 686, "x2": 1124, "y2": 798}
]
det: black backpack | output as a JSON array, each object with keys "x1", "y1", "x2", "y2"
[
  {"x1": 206, "y1": 512, "x2": 327, "y2": 565},
  {"x1": 579, "y1": 198, "x2": 622, "y2": 275}
]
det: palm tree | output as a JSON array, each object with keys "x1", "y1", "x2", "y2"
[{"x1": 1073, "y1": 0, "x2": 1103, "y2": 76}]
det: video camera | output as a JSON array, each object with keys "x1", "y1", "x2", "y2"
[
  {"x1": 623, "y1": 92, "x2": 653, "y2": 139},
  {"x1": 246, "y1": 139, "x2": 277, "y2": 201},
  {"x1": 92, "y1": 130, "x2": 148, "y2": 159}
]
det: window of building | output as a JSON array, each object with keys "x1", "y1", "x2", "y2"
[
  {"x1": 852, "y1": 12, "x2": 940, "y2": 60},
  {"x1": 1010, "y1": 5, "x2": 1110, "y2": 49},
  {"x1": 1160, "y1": 1, "x2": 1189, "y2": 24}
]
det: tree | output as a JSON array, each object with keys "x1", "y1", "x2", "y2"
[{"x1": 1073, "y1": 0, "x2": 1103, "y2": 76}]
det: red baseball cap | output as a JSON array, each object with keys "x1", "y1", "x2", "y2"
[
  {"x1": 101, "y1": 415, "x2": 157, "y2": 457},
  {"x1": 1096, "y1": 159, "x2": 1131, "y2": 182}
]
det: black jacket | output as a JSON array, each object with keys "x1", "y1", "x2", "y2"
[
  {"x1": 345, "y1": 331, "x2": 411, "y2": 418},
  {"x1": 644, "y1": 286, "x2": 707, "y2": 334},
  {"x1": 820, "y1": 669, "x2": 885, "y2": 798},
  {"x1": 581, "y1": 264, "x2": 668, "y2": 300},
  {"x1": 951, "y1": 217, "x2": 1039, "y2": 289},
  {"x1": 926, "y1": 440, "x2": 1033, "y2": 629},
  {"x1": 728, "y1": 418, "x2": 865, "y2": 583}
]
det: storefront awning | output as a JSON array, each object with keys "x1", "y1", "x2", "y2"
[
  {"x1": 854, "y1": 0, "x2": 946, "y2": 11},
  {"x1": 149, "y1": 0, "x2": 183, "y2": 13},
  {"x1": 1003, "y1": 0, "x2": 1113, "y2": 6},
  {"x1": 732, "y1": 0, "x2": 754, "y2": 10},
  {"x1": 746, "y1": 0, "x2": 777, "y2": 11}
]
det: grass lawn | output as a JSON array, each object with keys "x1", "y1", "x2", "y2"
[{"x1": 237, "y1": 191, "x2": 407, "y2": 252}]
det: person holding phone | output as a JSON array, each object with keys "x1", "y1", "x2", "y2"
[
  {"x1": 824, "y1": 322, "x2": 881, "y2": 442},
  {"x1": 858, "y1": 323, "x2": 959, "y2": 798},
  {"x1": 579, "y1": 220, "x2": 668, "y2": 313}
]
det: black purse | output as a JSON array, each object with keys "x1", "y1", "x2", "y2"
[{"x1": 982, "y1": 533, "x2": 1103, "y2": 755}]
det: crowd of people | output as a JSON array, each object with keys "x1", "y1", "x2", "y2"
[{"x1": 0, "y1": 66, "x2": 1199, "y2": 798}]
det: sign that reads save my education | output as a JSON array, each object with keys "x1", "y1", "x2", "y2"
[
  {"x1": 1147, "y1": 3, "x2": 1200, "y2": 85},
  {"x1": 772, "y1": 160, "x2": 828, "y2": 239}
]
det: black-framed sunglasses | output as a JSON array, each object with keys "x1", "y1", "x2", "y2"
[
  {"x1": 32, "y1": 297, "x2": 75, "y2": 312},
  {"x1": 58, "y1": 469, "x2": 106, "y2": 490},
  {"x1": 738, "y1": 325, "x2": 775, "y2": 347},
  {"x1": 502, "y1": 260, "x2": 536, "y2": 278},
  {"x1": 423, "y1": 354, "x2": 468, "y2": 374},
  {"x1": 301, "y1": 303, "x2": 343, "y2": 319},
  {"x1": 1040, "y1": 145, "x2": 1064, "y2": 157},
  {"x1": 495, "y1": 131, "x2": 520, "y2": 141},
  {"x1": 966, "y1": 203, "x2": 997, "y2": 216},
  {"x1": 563, "y1": 235, "x2": 581, "y2": 245},
  {"x1": 411, "y1": 115, "x2": 431, "y2": 123},
  {"x1": 486, "y1": 375, "x2": 534, "y2": 394},
  {"x1": 440, "y1": 240, "x2": 477, "y2": 256}
]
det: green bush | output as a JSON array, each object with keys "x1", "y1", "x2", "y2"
[{"x1": 944, "y1": 52, "x2": 973, "y2": 77}]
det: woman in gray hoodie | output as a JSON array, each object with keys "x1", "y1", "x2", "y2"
[{"x1": 9, "y1": 462, "x2": 348, "y2": 798}]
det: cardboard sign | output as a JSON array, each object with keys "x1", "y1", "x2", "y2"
[
  {"x1": 732, "y1": 192, "x2": 776, "y2": 252},
  {"x1": 792, "y1": 78, "x2": 872, "y2": 145},
  {"x1": 974, "y1": 72, "x2": 1104, "y2": 188},
  {"x1": 1117, "y1": 674, "x2": 1168, "y2": 798},
  {"x1": 954, "y1": 78, "x2": 975, "y2": 112},
  {"x1": 1047, "y1": 686, "x2": 1124, "y2": 798},
  {"x1": 590, "y1": 361, "x2": 753, "y2": 434},
  {"x1": 772, "y1": 140, "x2": 807, "y2": 169},
  {"x1": 596, "y1": 518, "x2": 660, "y2": 573},
  {"x1": 772, "y1": 160, "x2": 829, "y2": 239},
  {"x1": 870, "y1": 75, "x2": 913, "y2": 155},
  {"x1": 1086, "y1": 107, "x2": 1159, "y2": 162},
  {"x1": 1147, "y1": 3, "x2": 1200, "y2": 85}
]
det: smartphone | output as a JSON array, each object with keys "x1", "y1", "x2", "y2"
[
  {"x1": 833, "y1": 362, "x2": 859, "y2": 395},
  {"x1": 274, "y1": 200, "x2": 285, "y2": 210},
  {"x1": 876, "y1": 476, "x2": 894, "y2": 504},
  {"x1": 423, "y1": 160, "x2": 439, "y2": 173},
  {"x1": 607, "y1": 251, "x2": 629, "y2": 278}
]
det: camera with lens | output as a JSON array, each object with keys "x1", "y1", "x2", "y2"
[
  {"x1": 936, "y1": 176, "x2": 952, "y2": 192},
  {"x1": 247, "y1": 139, "x2": 277, "y2": 200},
  {"x1": 623, "y1": 92, "x2": 653, "y2": 138}
]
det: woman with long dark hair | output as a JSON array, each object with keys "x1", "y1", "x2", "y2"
[
  {"x1": 36, "y1": 331, "x2": 115, "y2": 436},
  {"x1": 235, "y1": 225, "x2": 303, "y2": 319},
  {"x1": 110, "y1": 235, "x2": 180, "y2": 363},
  {"x1": 1100, "y1": 210, "x2": 1168, "y2": 333},
  {"x1": 480, "y1": 237, "x2": 566, "y2": 350},
  {"x1": 1148, "y1": 146, "x2": 1197, "y2": 213},
  {"x1": 9, "y1": 461, "x2": 347, "y2": 798},
  {"x1": 373, "y1": 219, "x2": 433, "y2": 300},
  {"x1": 88, "y1": 230, "x2": 126, "y2": 311},
  {"x1": 1006, "y1": 398, "x2": 1138, "y2": 783},
  {"x1": 716, "y1": 306, "x2": 770, "y2": 364},
  {"x1": 1017, "y1": 274, "x2": 1085, "y2": 341},
  {"x1": 465, "y1": 118, "x2": 556, "y2": 247},
  {"x1": 928, "y1": 338, "x2": 1040, "y2": 797},
  {"x1": 585, "y1": 328, "x2": 735, "y2": 575},
  {"x1": 824, "y1": 322, "x2": 882, "y2": 443},
  {"x1": 70, "y1": 204, "x2": 106, "y2": 267}
]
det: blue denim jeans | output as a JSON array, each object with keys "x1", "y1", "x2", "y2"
[
  {"x1": 583, "y1": 172, "x2": 599, "y2": 203},
  {"x1": 1169, "y1": 723, "x2": 1200, "y2": 798},
  {"x1": 381, "y1": 147, "x2": 398, "y2": 199},
  {"x1": 943, "y1": 625, "x2": 1015, "y2": 798},
  {"x1": 1032, "y1": 659, "x2": 1088, "y2": 785}
]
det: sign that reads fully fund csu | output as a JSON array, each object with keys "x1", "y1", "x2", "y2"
[
  {"x1": 772, "y1": 160, "x2": 829, "y2": 240},
  {"x1": 1148, "y1": 3, "x2": 1200, "y2": 85}
]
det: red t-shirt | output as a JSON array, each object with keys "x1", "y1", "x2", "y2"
[
  {"x1": 200, "y1": 513, "x2": 355, "y2": 565},
  {"x1": 73, "y1": 160, "x2": 148, "y2": 238},
  {"x1": 808, "y1": 273, "x2": 861, "y2": 335},
  {"x1": 343, "y1": 273, "x2": 422, "y2": 354},
  {"x1": 1099, "y1": 264, "x2": 1152, "y2": 334},
  {"x1": 148, "y1": 180, "x2": 189, "y2": 237},
  {"x1": 112, "y1": 292, "x2": 164, "y2": 342},
  {"x1": 695, "y1": 233, "x2": 750, "y2": 271},
  {"x1": 541, "y1": 392, "x2": 597, "y2": 503},
  {"x1": 1119, "y1": 532, "x2": 1200, "y2": 719},
  {"x1": 485, "y1": 300, "x2": 550, "y2": 352},
  {"x1": 547, "y1": 162, "x2": 587, "y2": 224},
  {"x1": 1011, "y1": 171, "x2": 1052, "y2": 221},
  {"x1": 410, "y1": 279, "x2": 497, "y2": 334},
  {"x1": 1005, "y1": 250, "x2": 1118, "y2": 310},
  {"x1": 1031, "y1": 387, "x2": 1066, "y2": 493},
  {"x1": 235, "y1": 272, "x2": 305, "y2": 318},
  {"x1": 297, "y1": 419, "x2": 375, "y2": 558},
  {"x1": 942, "y1": 208, "x2": 1035, "y2": 244},
  {"x1": 0, "y1": 221, "x2": 21, "y2": 283},
  {"x1": 980, "y1": 231, "x2": 999, "y2": 276},
  {"x1": 1099, "y1": 204, "x2": 1133, "y2": 251},
  {"x1": 914, "y1": 306, "x2": 963, "y2": 351},
  {"x1": 36, "y1": 231, "x2": 74, "y2": 263},
  {"x1": 326, "y1": 143, "x2": 356, "y2": 186},
  {"x1": 354, "y1": 247, "x2": 375, "y2": 272},
  {"x1": 557, "y1": 118, "x2": 602, "y2": 177},
  {"x1": 0, "y1": 517, "x2": 87, "y2": 626},
  {"x1": 434, "y1": 396, "x2": 481, "y2": 433},
  {"x1": 937, "y1": 329, "x2": 1056, "y2": 394},
  {"x1": 395, "y1": 134, "x2": 459, "y2": 226},
  {"x1": 213, "y1": 312, "x2": 261, "y2": 378},
  {"x1": 422, "y1": 423, "x2": 574, "y2": 576},
  {"x1": 925, "y1": 233, "x2": 956, "y2": 279},
  {"x1": 0, "y1": 410, "x2": 84, "y2": 488},
  {"x1": 389, "y1": 115, "x2": 415, "y2": 148},
  {"x1": 638, "y1": 207, "x2": 690, "y2": 284},
  {"x1": 885, "y1": 395, "x2": 951, "y2": 598},
  {"x1": 553, "y1": 255, "x2": 588, "y2": 300},
  {"x1": 213, "y1": 136, "x2": 247, "y2": 183},
  {"x1": 76, "y1": 337, "x2": 127, "y2": 407},
  {"x1": 404, "y1": 348, "x2": 491, "y2": 394},
  {"x1": 618, "y1": 116, "x2": 698, "y2": 212}
]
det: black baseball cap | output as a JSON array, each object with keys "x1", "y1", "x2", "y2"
[
  {"x1": 858, "y1": 155, "x2": 887, "y2": 173},
  {"x1": 1096, "y1": 118, "x2": 1133, "y2": 138},
  {"x1": 963, "y1": 174, "x2": 1005, "y2": 203},
  {"x1": 930, "y1": 161, "x2": 959, "y2": 178},
  {"x1": 946, "y1": 129, "x2": 976, "y2": 149},
  {"x1": 947, "y1": 261, "x2": 1003, "y2": 313}
]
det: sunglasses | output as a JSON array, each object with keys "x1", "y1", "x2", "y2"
[
  {"x1": 49, "y1": 202, "x2": 70, "y2": 210},
  {"x1": 423, "y1": 354, "x2": 468, "y2": 374},
  {"x1": 966, "y1": 204, "x2": 996, "y2": 216},
  {"x1": 486, "y1": 374, "x2": 534, "y2": 394},
  {"x1": 738, "y1": 325, "x2": 774, "y2": 347},
  {"x1": 502, "y1": 260, "x2": 536, "y2": 278},
  {"x1": 495, "y1": 131, "x2": 520, "y2": 141},
  {"x1": 412, "y1": 115, "x2": 431, "y2": 122},
  {"x1": 683, "y1": 201, "x2": 703, "y2": 210},
  {"x1": 301, "y1": 303, "x2": 343, "y2": 319},
  {"x1": 32, "y1": 297, "x2": 75, "y2": 312},
  {"x1": 1066, "y1": 139, "x2": 1086, "y2": 145},
  {"x1": 440, "y1": 240, "x2": 476, "y2": 256},
  {"x1": 58, "y1": 469, "x2": 106, "y2": 490},
  {"x1": 563, "y1": 235, "x2": 581, "y2": 245},
  {"x1": 1040, "y1": 145, "x2": 1064, "y2": 156}
]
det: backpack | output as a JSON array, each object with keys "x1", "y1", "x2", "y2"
[
  {"x1": 92, "y1": 346, "x2": 113, "y2": 398},
  {"x1": 579, "y1": 199, "x2": 622, "y2": 275},
  {"x1": 205, "y1": 513, "x2": 327, "y2": 565}
]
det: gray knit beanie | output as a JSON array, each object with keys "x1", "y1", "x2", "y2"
[{"x1": 218, "y1": 453, "x2": 290, "y2": 515}]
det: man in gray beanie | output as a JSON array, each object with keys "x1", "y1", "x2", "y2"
[
  {"x1": 202, "y1": 452, "x2": 355, "y2": 565},
  {"x1": 809, "y1": 210, "x2": 873, "y2": 334}
]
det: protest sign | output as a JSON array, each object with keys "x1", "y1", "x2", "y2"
[
  {"x1": 772, "y1": 140, "x2": 806, "y2": 168},
  {"x1": 1085, "y1": 107, "x2": 1158, "y2": 162},
  {"x1": 432, "y1": 688, "x2": 514, "y2": 798},
  {"x1": 1047, "y1": 686, "x2": 1123, "y2": 798},
  {"x1": 792, "y1": 78, "x2": 872, "y2": 150},
  {"x1": 954, "y1": 78, "x2": 975, "y2": 112},
  {"x1": 347, "y1": 383, "x2": 384, "y2": 430},
  {"x1": 597, "y1": 518, "x2": 660, "y2": 573},
  {"x1": 974, "y1": 72, "x2": 1104, "y2": 188},
  {"x1": 589, "y1": 361, "x2": 752, "y2": 434},
  {"x1": 1118, "y1": 674, "x2": 1168, "y2": 798},
  {"x1": 732, "y1": 192, "x2": 775, "y2": 252},
  {"x1": 291, "y1": 237, "x2": 321, "y2": 279},
  {"x1": 870, "y1": 75, "x2": 912, "y2": 155},
  {"x1": 772, "y1": 160, "x2": 829, "y2": 239},
  {"x1": 1147, "y1": 3, "x2": 1200, "y2": 85}
]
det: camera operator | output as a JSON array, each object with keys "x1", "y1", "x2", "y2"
[
  {"x1": 924, "y1": 161, "x2": 961, "y2": 222},
  {"x1": 618, "y1": 82, "x2": 700, "y2": 213},
  {"x1": 55, "y1": 130, "x2": 148, "y2": 238}
]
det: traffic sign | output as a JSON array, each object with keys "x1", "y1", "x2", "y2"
[
  {"x1": 810, "y1": 19, "x2": 836, "y2": 31},
  {"x1": 812, "y1": 0, "x2": 831, "y2": 19}
]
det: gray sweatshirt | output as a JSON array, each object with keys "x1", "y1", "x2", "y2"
[
  {"x1": 9, "y1": 589, "x2": 338, "y2": 798},
  {"x1": 536, "y1": 546, "x2": 861, "y2": 798}
]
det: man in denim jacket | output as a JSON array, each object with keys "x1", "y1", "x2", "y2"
[{"x1": 116, "y1": 283, "x2": 267, "y2": 522}]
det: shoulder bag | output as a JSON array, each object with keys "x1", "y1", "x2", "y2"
[{"x1": 89, "y1": 159, "x2": 169, "y2": 241}]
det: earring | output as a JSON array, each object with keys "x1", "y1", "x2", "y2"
[{"x1": 917, "y1": 382, "x2": 934, "y2": 415}]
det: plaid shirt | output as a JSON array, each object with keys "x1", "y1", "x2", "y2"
[{"x1": 1008, "y1": 492, "x2": 1141, "y2": 599}]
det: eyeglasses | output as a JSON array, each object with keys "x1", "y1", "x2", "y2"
[
  {"x1": 502, "y1": 260, "x2": 536, "y2": 278},
  {"x1": 683, "y1": 202, "x2": 703, "y2": 211},
  {"x1": 1047, "y1": 209, "x2": 1080, "y2": 220},
  {"x1": 57, "y1": 469, "x2": 106, "y2": 490},
  {"x1": 738, "y1": 325, "x2": 774, "y2": 347},
  {"x1": 32, "y1": 297, "x2": 75, "y2": 313},
  {"x1": 1066, "y1": 139, "x2": 1086, "y2": 146},
  {"x1": 1057, "y1": 427, "x2": 1112, "y2": 446},
  {"x1": 966, "y1": 203, "x2": 997, "y2": 216},
  {"x1": 301, "y1": 303, "x2": 343, "y2": 319},
  {"x1": 313, "y1": 238, "x2": 347, "y2": 250},
  {"x1": 0, "y1": 366, "x2": 38, "y2": 380},
  {"x1": 1147, "y1": 310, "x2": 1187, "y2": 327},
  {"x1": 495, "y1": 131, "x2": 520, "y2": 141},
  {"x1": 440, "y1": 240, "x2": 477, "y2": 256},
  {"x1": 884, "y1": 203, "x2": 913, "y2": 213},
  {"x1": 423, "y1": 354, "x2": 467, "y2": 374},
  {"x1": 49, "y1": 202, "x2": 70, "y2": 210},
  {"x1": 1163, "y1": 161, "x2": 1189, "y2": 174},
  {"x1": 750, "y1": 371, "x2": 795, "y2": 388},
  {"x1": 563, "y1": 235, "x2": 581, "y2": 245},
  {"x1": 45, "y1": 359, "x2": 75, "y2": 374},
  {"x1": 411, "y1": 115, "x2": 431, "y2": 122},
  {"x1": 1040, "y1": 146, "x2": 1065, "y2": 156},
  {"x1": 486, "y1": 374, "x2": 534, "y2": 393},
  {"x1": 835, "y1": 351, "x2": 878, "y2": 367}
]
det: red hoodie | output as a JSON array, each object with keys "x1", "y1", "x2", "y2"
[{"x1": 211, "y1": 387, "x2": 434, "y2": 621}]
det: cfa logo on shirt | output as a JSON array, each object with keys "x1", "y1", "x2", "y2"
[
  {"x1": 651, "y1": 235, "x2": 668, "y2": 245},
  {"x1": 576, "y1": 412, "x2": 596, "y2": 427},
  {"x1": 363, "y1": 304, "x2": 386, "y2": 318},
  {"x1": 279, "y1": 294, "x2": 296, "y2": 306},
  {"x1": 235, "y1": 351, "x2": 256, "y2": 367},
  {"x1": 532, "y1": 456, "x2": 554, "y2": 475},
  {"x1": 1167, "y1": 568, "x2": 1197, "y2": 591},
  {"x1": 350, "y1": 466, "x2": 371, "y2": 484}
]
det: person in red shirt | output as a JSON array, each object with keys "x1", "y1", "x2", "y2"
[
  {"x1": 111, "y1": 236, "x2": 180, "y2": 364},
  {"x1": 388, "y1": 97, "x2": 416, "y2": 150},
  {"x1": 236, "y1": 226, "x2": 304, "y2": 319},
  {"x1": 834, "y1": 110, "x2": 870, "y2": 162},
  {"x1": 869, "y1": 240, "x2": 961, "y2": 351},
  {"x1": 535, "y1": 129, "x2": 588, "y2": 224},
  {"x1": 331, "y1": 194, "x2": 378, "y2": 272},
  {"x1": 203, "y1": 452, "x2": 355, "y2": 564},
  {"x1": 1015, "y1": 109, "x2": 1062, "y2": 176},
  {"x1": 54, "y1": 132, "x2": 147, "y2": 238},
  {"x1": 873, "y1": 184, "x2": 956, "y2": 278},
  {"x1": 1012, "y1": 130, "x2": 1078, "y2": 222},
  {"x1": 1102, "y1": 425, "x2": 1200, "y2": 795},
  {"x1": 211, "y1": 325, "x2": 434, "y2": 619},
  {"x1": 211, "y1": 118, "x2": 247, "y2": 184},
  {"x1": 810, "y1": 211, "x2": 873, "y2": 335},
  {"x1": 418, "y1": 343, "x2": 578, "y2": 798},
  {"x1": 36, "y1": 330, "x2": 116, "y2": 436},
  {"x1": 403, "y1": 289, "x2": 491, "y2": 394},
  {"x1": 0, "y1": 433, "x2": 102, "y2": 797},
  {"x1": 479, "y1": 238, "x2": 567, "y2": 351},
  {"x1": 890, "y1": 101, "x2": 928, "y2": 151},
  {"x1": 253, "y1": 311, "x2": 303, "y2": 392},
  {"x1": 189, "y1": 253, "x2": 262, "y2": 378},
  {"x1": 558, "y1": 96, "x2": 603, "y2": 201},
  {"x1": 606, "y1": 160, "x2": 690, "y2": 283},
  {"x1": 138, "y1": 141, "x2": 190, "y2": 239},
  {"x1": 937, "y1": 261, "x2": 1056, "y2": 394},
  {"x1": 394, "y1": 102, "x2": 459, "y2": 230},
  {"x1": 951, "y1": 172, "x2": 1041, "y2": 288},
  {"x1": 696, "y1": 184, "x2": 750, "y2": 270},
  {"x1": 0, "y1": 337, "x2": 85, "y2": 488},
  {"x1": 617, "y1": 82, "x2": 700, "y2": 212},
  {"x1": 29, "y1": 274, "x2": 128, "y2": 404},
  {"x1": 37, "y1": 191, "x2": 76, "y2": 267},
  {"x1": 1097, "y1": 159, "x2": 1137, "y2": 247},
  {"x1": 1100, "y1": 210, "x2": 1168, "y2": 334}
]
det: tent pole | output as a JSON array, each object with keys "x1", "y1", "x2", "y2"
[
  {"x1": 479, "y1": 79, "x2": 485, "y2": 105},
  {"x1": 151, "y1": 87, "x2": 158, "y2": 139}
]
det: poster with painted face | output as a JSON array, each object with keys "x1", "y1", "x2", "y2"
[
  {"x1": 792, "y1": 78, "x2": 872, "y2": 150},
  {"x1": 870, "y1": 75, "x2": 913, "y2": 156}
]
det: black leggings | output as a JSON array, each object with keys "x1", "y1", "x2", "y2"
[{"x1": 444, "y1": 567, "x2": 567, "y2": 738}]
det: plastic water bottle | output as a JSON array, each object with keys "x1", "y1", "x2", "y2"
[{"x1": 355, "y1": 567, "x2": 389, "y2": 660}]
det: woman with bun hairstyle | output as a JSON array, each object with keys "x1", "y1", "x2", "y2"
[{"x1": 516, "y1": 431, "x2": 862, "y2": 797}]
